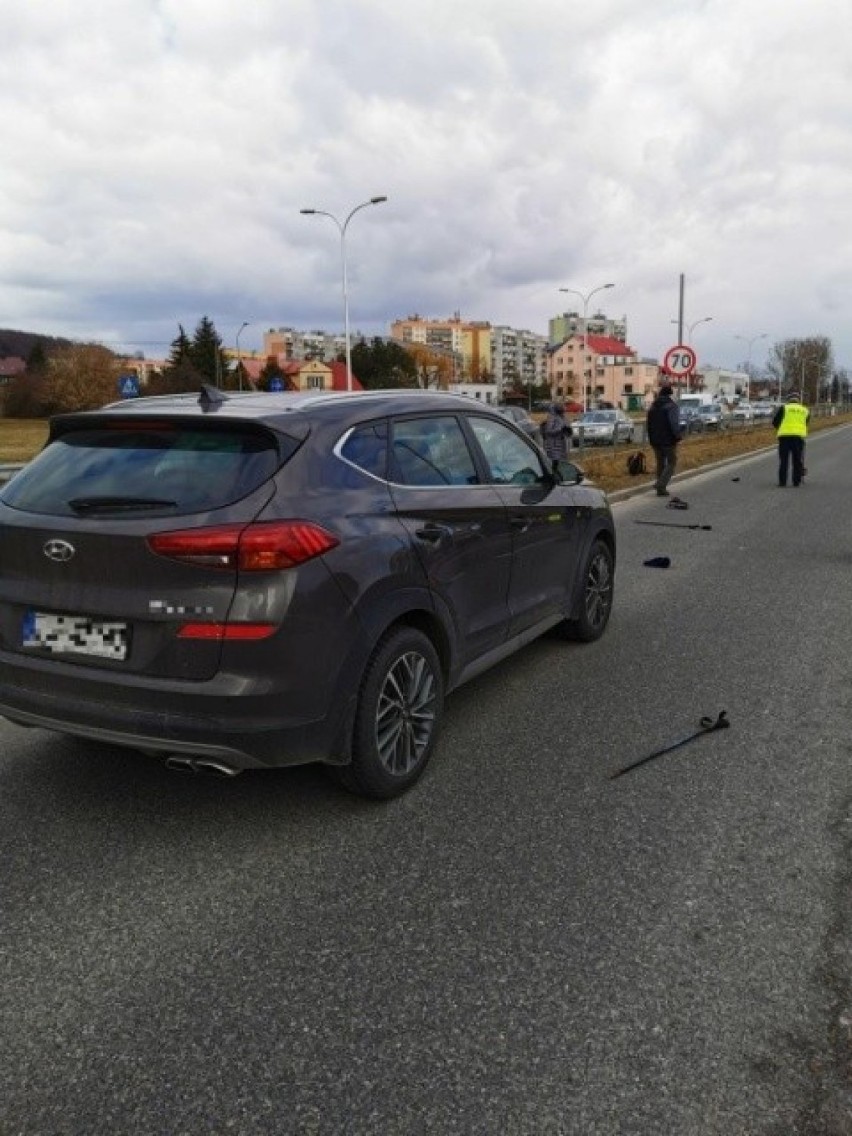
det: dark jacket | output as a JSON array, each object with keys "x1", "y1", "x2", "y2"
[
  {"x1": 646, "y1": 392, "x2": 683, "y2": 447},
  {"x1": 540, "y1": 409, "x2": 572, "y2": 460}
]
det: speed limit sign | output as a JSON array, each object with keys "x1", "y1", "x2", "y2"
[{"x1": 663, "y1": 345, "x2": 697, "y2": 377}]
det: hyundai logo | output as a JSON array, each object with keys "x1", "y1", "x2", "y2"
[{"x1": 43, "y1": 539, "x2": 76, "y2": 563}]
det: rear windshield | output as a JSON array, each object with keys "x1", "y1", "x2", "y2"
[{"x1": 1, "y1": 423, "x2": 286, "y2": 517}]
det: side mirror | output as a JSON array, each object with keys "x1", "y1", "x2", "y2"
[{"x1": 552, "y1": 459, "x2": 584, "y2": 485}]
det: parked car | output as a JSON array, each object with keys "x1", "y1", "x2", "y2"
[
  {"x1": 731, "y1": 401, "x2": 755, "y2": 421},
  {"x1": 495, "y1": 403, "x2": 539, "y2": 438},
  {"x1": 752, "y1": 401, "x2": 777, "y2": 420},
  {"x1": 0, "y1": 388, "x2": 616, "y2": 799},
  {"x1": 692, "y1": 403, "x2": 727, "y2": 431},
  {"x1": 574, "y1": 409, "x2": 635, "y2": 446},
  {"x1": 677, "y1": 405, "x2": 704, "y2": 434}
]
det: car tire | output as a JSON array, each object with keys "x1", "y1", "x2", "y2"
[
  {"x1": 557, "y1": 538, "x2": 614, "y2": 643},
  {"x1": 335, "y1": 626, "x2": 444, "y2": 799}
]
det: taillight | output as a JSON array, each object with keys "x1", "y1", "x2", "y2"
[{"x1": 148, "y1": 521, "x2": 339, "y2": 570}]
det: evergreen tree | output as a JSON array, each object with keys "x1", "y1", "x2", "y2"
[
  {"x1": 190, "y1": 316, "x2": 230, "y2": 387},
  {"x1": 167, "y1": 325, "x2": 193, "y2": 368},
  {"x1": 351, "y1": 338, "x2": 417, "y2": 390},
  {"x1": 154, "y1": 324, "x2": 203, "y2": 394},
  {"x1": 26, "y1": 342, "x2": 48, "y2": 376},
  {"x1": 259, "y1": 358, "x2": 288, "y2": 391}
]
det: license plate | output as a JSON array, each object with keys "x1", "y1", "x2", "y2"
[{"x1": 22, "y1": 610, "x2": 130, "y2": 660}]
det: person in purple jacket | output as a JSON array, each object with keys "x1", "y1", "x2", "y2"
[{"x1": 540, "y1": 403, "x2": 572, "y2": 462}]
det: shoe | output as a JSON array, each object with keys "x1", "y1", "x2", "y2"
[{"x1": 656, "y1": 489, "x2": 670, "y2": 497}]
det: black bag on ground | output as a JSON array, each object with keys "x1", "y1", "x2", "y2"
[{"x1": 627, "y1": 451, "x2": 647, "y2": 476}]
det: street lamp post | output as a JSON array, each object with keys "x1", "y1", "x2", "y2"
[
  {"x1": 670, "y1": 316, "x2": 713, "y2": 343},
  {"x1": 734, "y1": 332, "x2": 767, "y2": 403},
  {"x1": 670, "y1": 317, "x2": 712, "y2": 392},
  {"x1": 236, "y1": 321, "x2": 249, "y2": 391},
  {"x1": 300, "y1": 196, "x2": 388, "y2": 392},
  {"x1": 559, "y1": 282, "x2": 614, "y2": 411}
]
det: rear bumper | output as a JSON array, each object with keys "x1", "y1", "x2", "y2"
[{"x1": 0, "y1": 660, "x2": 355, "y2": 770}]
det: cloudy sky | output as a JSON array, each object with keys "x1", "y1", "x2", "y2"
[{"x1": 2, "y1": 0, "x2": 852, "y2": 374}]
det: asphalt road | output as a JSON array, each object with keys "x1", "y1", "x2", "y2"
[{"x1": 1, "y1": 427, "x2": 851, "y2": 1136}]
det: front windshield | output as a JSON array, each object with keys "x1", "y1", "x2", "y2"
[{"x1": 581, "y1": 412, "x2": 615, "y2": 422}]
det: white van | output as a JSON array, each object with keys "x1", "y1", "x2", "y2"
[{"x1": 678, "y1": 393, "x2": 715, "y2": 410}]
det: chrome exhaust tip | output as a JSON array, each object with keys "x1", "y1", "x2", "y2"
[
  {"x1": 195, "y1": 759, "x2": 241, "y2": 778},
  {"x1": 164, "y1": 756, "x2": 241, "y2": 778}
]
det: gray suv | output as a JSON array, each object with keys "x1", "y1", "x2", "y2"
[{"x1": 0, "y1": 388, "x2": 615, "y2": 798}]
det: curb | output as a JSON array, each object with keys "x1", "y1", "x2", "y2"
[
  {"x1": 606, "y1": 420, "x2": 850, "y2": 504},
  {"x1": 607, "y1": 442, "x2": 777, "y2": 504}
]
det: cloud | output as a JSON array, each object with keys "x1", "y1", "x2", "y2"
[{"x1": 1, "y1": 0, "x2": 851, "y2": 373}]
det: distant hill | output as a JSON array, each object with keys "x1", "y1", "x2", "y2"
[{"x1": 0, "y1": 328, "x2": 75, "y2": 360}]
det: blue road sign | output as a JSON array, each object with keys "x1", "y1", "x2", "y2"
[
  {"x1": 118, "y1": 374, "x2": 140, "y2": 398},
  {"x1": 269, "y1": 378, "x2": 284, "y2": 392}
]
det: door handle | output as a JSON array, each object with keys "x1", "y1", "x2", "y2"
[
  {"x1": 510, "y1": 517, "x2": 531, "y2": 532},
  {"x1": 415, "y1": 523, "x2": 453, "y2": 543}
]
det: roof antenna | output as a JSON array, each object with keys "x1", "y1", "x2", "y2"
[{"x1": 199, "y1": 384, "x2": 227, "y2": 412}]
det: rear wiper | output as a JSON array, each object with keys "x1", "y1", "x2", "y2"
[{"x1": 68, "y1": 496, "x2": 179, "y2": 514}]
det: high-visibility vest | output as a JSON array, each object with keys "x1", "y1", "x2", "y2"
[{"x1": 777, "y1": 402, "x2": 809, "y2": 437}]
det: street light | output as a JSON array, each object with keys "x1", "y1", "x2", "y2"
[
  {"x1": 300, "y1": 196, "x2": 388, "y2": 392},
  {"x1": 236, "y1": 320, "x2": 249, "y2": 391},
  {"x1": 559, "y1": 282, "x2": 614, "y2": 411},
  {"x1": 671, "y1": 316, "x2": 713, "y2": 344},
  {"x1": 734, "y1": 332, "x2": 767, "y2": 403},
  {"x1": 561, "y1": 284, "x2": 613, "y2": 413}
]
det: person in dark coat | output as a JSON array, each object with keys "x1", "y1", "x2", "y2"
[
  {"x1": 540, "y1": 403, "x2": 572, "y2": 462},
  {"x1": 646, "y1": 383, "x2": 684, "y2": 497}
]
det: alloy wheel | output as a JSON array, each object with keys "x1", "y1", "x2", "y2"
[
  {"x1": 584, "y1": 547, "x2": 614, "y2": 631},
  {"x1": 374, "y1": 650, "x2": 438, "y2": 776}
]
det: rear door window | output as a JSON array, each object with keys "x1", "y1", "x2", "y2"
[{"x1": 1, "y1": 423, "x2": 286, "y2": 517}]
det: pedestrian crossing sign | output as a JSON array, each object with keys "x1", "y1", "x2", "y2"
[{"x1": 118, "y1": 374, "x2": 140, "y2": 398}]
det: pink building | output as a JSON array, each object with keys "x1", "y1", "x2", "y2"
[{"x1": 548, "y1": 335, "x2": 660, "y2": 410}]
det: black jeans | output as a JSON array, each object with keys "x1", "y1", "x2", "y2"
[
  {"x1": 778, "y1": 436, "x2": 805, "y2": 486},
  {"x1": 652, "y1": 444, "x2": 678, "y2": 492}
]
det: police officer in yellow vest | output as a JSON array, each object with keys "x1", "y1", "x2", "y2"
[{"x1": 772, "y1": 392, "x2": 809, "y2": 487}]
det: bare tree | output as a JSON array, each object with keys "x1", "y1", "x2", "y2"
[
  {"x1": 765, "y1": 336, "x2": 832, "y2": 403},
  {"x1": 42, "y1": 344, "x2": 121, "y2": 413}
]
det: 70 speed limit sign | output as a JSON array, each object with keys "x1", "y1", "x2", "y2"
[{"x1": 663, "y1": 345, "x2": 697, "y2": 377}]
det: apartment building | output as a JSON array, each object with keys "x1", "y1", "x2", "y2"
[
  {"x1": 548, "y1": 311, "x2": 627, "y2": 348},
  {"x1": 490, "y1": 326, "x2": 549, "y2": 396},
  {"x1": 548, "y1": 334, "x2": 659, "y2": 410},
  {"x1": 263, "y1": 326, "x2": 354, "y2": 362},
  {"x1": 390, "y1": 315, "x2": 492, "y2": 382}
]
